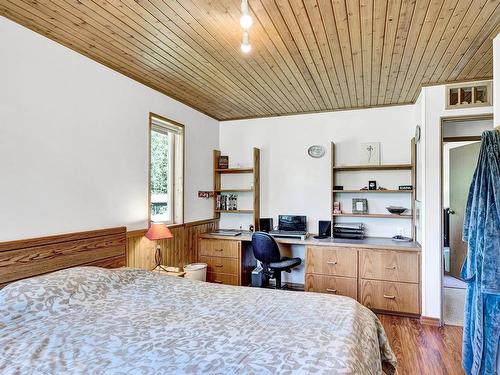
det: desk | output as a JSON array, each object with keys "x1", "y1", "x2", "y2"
[
  {"x1": 199, "y1": 232, "x2": 421, "y2": 316},
  {"x1": 199, "y1": 232, "x2": 421, "y2": 252}
]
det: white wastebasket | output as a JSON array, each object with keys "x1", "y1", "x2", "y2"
[{"x1": 184, "y1": 263, "x2": 207, "y2": 281}]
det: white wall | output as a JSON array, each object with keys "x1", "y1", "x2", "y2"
[
  {"x1": 220, "y1": 105, "x2": 417, "y2": 238},
  {"x1": 494, "y1": 34, "x2": 500, "y2": 122},
  {"x1": 417, "y1": 84, "x2": 493, "y2": 319},
  {"x1": 0, "y1": 16, "x2": 219, "y2": 241}
]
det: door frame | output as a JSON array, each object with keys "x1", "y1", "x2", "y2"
[{"x1": 439, "y1": 113, "x2": 492, "y2": 323}]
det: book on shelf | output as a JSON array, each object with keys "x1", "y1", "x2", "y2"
[{"x1": 216, "y1": 194, "x2": 238, "y2": 211}]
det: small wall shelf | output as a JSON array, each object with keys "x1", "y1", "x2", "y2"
[
  {"x1": 213, "y1": 148, "x2": 260, "y2": 230},
  {"x1": 215, "y1": 209, "x2": 254, "y2": 214},
  {"x1": 333, "y1": 189, "x2": 413, "y2": 193},
  {"x1": 333, "y1": 164, "x2": 412, "y2": 171},
  {"x1": 214, "y1": 189, "x2": 254, "y2": 193},
  {"x1": 332, "y1": 213, "x2": 413, "y2": 219},
  {"x1": 214, "y1": 168, "x2": 254, "y2": 174}
]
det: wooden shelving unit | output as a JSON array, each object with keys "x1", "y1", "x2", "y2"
[
  {"x1": 213, "y1": 148, "x2": 260, "y2": 230},
  {"x1": 331, "y1": 140, "x2": 417, "y2": 239}
]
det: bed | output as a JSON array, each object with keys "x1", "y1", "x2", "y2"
[{"x1": 0, "y1": 266, "x2": 396, "y2": 374}]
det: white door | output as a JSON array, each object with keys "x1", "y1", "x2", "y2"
[{"x1": 448, "y1": 142, "x2": 481, "y2": 279}]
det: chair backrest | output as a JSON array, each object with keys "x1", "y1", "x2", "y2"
[{"x1": 251, "y1": 232, "x2": 281, "y2": 264}]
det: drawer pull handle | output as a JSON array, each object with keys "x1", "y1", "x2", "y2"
[
  {"x1": 215, "y1": 264, "x2": 223, "y2": 268},
  {"x1": 327, "y1": 261, "x2": 338, "y2": 265},
  {"x1": 383, "y1": 294, "x2": 396, "y2": 299},
  {"x1": 326, "y1": 288, "x2": 337, "y2": 294},
  {"x1": 214, "y1": 249, "x2": 223, "y2": 252},
  {"x1": 214, "y1": 280, "x2": 223, "y2": 284},
  {"x1": 384, "y1": 265, "x2": 396, "y2": 270}
]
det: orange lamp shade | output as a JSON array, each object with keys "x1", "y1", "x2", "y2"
[{"x1": 145, "y1": 222, "x2": 174, "y2": 241}]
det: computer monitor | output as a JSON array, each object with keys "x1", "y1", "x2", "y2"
[{"x1": 278, "y1": 215, "x2": 307, "y2": 232}]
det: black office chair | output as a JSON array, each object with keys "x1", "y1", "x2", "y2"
[{"x1": 251, "y1": 232, "x2": 302, "y2": 289}]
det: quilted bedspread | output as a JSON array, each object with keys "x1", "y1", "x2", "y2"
[{"x1": 0, "y1": 267, "x2": 396, "y2": 374}]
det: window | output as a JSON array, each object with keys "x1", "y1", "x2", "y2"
[
  {"x1": 149, "y1": 114, "x2": 184, "y2": 224},
  {"x1": 446, "y1": 81, "x2": 492, "y2": 109}
]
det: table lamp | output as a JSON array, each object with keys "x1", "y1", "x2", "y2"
[{"x1": 145, "y1": 222, "x2": 173, "y2": 271}]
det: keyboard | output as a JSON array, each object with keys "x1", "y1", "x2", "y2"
[{"x1": 269, "y1": 230, "x2": 308, "y2": 240}]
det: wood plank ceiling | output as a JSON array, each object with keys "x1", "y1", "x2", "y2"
[{"x1": 1, "y1": 0, "x2": 498, "y2": 120}]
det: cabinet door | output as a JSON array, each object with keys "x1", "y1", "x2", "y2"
[
  {"x1": 199, "y1": 255, "x2": 239, "y2": 275},
  {"x1": 305, "y1": 274, "x2": 357, "y2": 300},
  {"x1": 207, "y1": 272, "x2": 239, "y2": 286},
  {"x1": 199, "y1": 239, "x2": 240, "y2": 258},
  {"x1": 359, "y1": 249, "x2": 419, "y2": 283},
  {"x1": 305, "y1": 246, "x2": 357, "y2": 277}
]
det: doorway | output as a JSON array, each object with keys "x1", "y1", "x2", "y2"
[{"x1": 441, "y1": 115, "x2": 493, "y2": 326}]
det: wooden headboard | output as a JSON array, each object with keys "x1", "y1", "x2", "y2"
[{"x1": 0, "y1": 227, "x2": 127, "y2": 287}]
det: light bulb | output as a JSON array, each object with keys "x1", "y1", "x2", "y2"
[
  {"x1": 240, "y1": 14, "x2": 253, "y2": 29},
  {"x1": 241, "y1": 30, "x2": 251, "y2": 53},
  {"x1": 241, "y1": 42, "x2": 252, "y2": 53}
]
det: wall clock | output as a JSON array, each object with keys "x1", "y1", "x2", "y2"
[
  {"x1": 307, "y1": 145, "x2": 325, "y2": 158},
  {"x1": 415, "y1": 125, "x2": 421, "y2": 142}
]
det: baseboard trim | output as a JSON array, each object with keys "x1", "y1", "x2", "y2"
[{"x1": 420, "y1": 316, "x2": 442, "y2": 326}]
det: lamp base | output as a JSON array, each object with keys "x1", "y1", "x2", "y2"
[{"x1": 151, "y1": 245, "x2": 169, "y2": 272}]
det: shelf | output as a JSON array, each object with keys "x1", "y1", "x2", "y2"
[
  {"x1": 333, "y1": 189, "x2": 413, "y2": 193},
  {"x1": 333, "y1": 213, "x2": 413, "y2": 219},
  {"x1": 332, "y1": 164, "x2": 413, "y2": 171},
  {"x1": 215, "y1": 168, "x2": 254, "y2": 174},
  {"x1": 215, "y1": 209, "x2": 254, "y2": 213},
  {"x1": 215, "y1": 189, "x2": 253, "y2": 193}
]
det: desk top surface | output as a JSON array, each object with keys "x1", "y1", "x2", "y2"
[{"x1": 200, "y1": 232, "x2": 421, "y2": 252}]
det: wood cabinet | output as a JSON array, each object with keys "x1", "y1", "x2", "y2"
[
  {"x1": 305, "y1": 245, "x2": 358, "y2": 299},
  {"x1": 359, "y1": 249, "x2": 419, "y2": 283},
  {"x1": 305, "y1": 274, "x2": 357, "y2": 299},
  {"x1": 305, "y1": 245, "x2": 420, "y2": 316},
  {"x1": 199, "y1": 238, "x2": 256, "y2": 286},
  {"x1": 359, "y1": 279, "x2": 420, "y2": 314}
]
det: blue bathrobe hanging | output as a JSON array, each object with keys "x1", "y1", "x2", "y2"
[{"x1": 461, "y1": 130, "x2": 500, "y2": 375}]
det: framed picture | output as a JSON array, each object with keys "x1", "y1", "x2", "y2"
[
  {"x1": 352, "y1": 198, "x2": 368, "y2": 214},
  {"x1": 359, "y1": 142, "x2": 380, "y2": 165},
  {"x1": 368, "y1": 180, "x2": 377, "y2": 190}
]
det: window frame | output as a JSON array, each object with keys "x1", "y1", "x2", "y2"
[
  {"x1": 148, "y1": 112, "x2": 185, "y2": 225},
  {"x1": 445, "y1": 81, "x2": 492, "y2": 109}
]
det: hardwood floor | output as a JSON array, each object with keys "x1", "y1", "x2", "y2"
[{"x1": 378, "y1": 314, "x2": 465, "y2": 375}]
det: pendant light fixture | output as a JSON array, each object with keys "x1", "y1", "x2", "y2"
[
  {"x1": 241, "y1": 30, "x2": 251, "y2": 53},
  {"x1": 240, "y1": 0, "x2": 253, "y2": 29},
  {"x1": 240, "y1": 0, "x2": 252, "y2": 54}
]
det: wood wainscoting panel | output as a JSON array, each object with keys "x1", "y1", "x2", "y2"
[
  {"x1": 0, "y1": 227, "x2": 126, "y2": 285},
  {"x1": 126, "y1": 219, "x2": 218, "y2": 270}
]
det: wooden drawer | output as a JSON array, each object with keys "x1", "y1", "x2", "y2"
[
  {"x1": 305, "y1": 246, "x2": 357, "y2": 277},
  {"x1": 305, "y1": 274, "x2": 357, "y2": 300},
  {"x1": 207, "y1": 272, "x2": 239, "y2": 286},
  {"x1": 199, "y1": 239, "x2": 240, "y2": 258},
  {"x1": 199, "y1": 255, "x2": 239, "y2": 275},
  {"x1": 359, "y1": 279, "x2": 420, "y2": 314},
  {"x1": 359, "y1": 249, "x2": 419, "y2": 283}
]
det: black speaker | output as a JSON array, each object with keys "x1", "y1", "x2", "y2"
[
  {"x1": 259, "y1": 218, "x2": 273, "y2": 232},
  {"x1": 318, "y1": 220, "x2": 331, "y2": 237}
]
